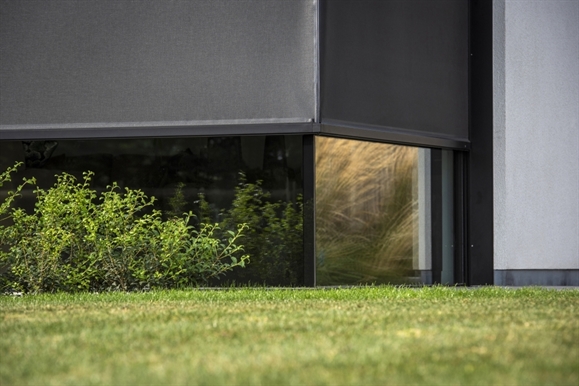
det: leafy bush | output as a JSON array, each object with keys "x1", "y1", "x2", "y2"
[{"x1": 0, "y1": 163, "x2": 248, "y2": 293}]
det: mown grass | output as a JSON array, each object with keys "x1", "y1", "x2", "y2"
[{"x1": 1, "y1": 286, "x2": 577, "y2": 385}]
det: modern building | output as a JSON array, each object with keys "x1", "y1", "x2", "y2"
[{"x1": 1, "y1": 0, "x2": 577, "y2": 286}]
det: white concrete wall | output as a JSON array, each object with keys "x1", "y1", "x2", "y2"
[{"x1": 493, "y1": 0, "x2": 579, "y2": 270}]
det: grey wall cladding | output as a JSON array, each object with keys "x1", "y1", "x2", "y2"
[
  {"x1": 0, "y1": 0, "x2": 315, "y2": 127},
  {"x1": 321, "y1": 0, "x2": 469, "y2": 141}
]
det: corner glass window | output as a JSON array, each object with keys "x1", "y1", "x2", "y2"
[{"x1": 315, "y1": 136, "x2": 454, "y2": 285}]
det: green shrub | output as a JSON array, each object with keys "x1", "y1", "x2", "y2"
[{"x1": 0, "y1": 163, "x2": 248, "y2": 293}]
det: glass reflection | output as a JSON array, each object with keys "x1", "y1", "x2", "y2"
[
  {"x1": 0, "y1": 136, "x2": 304, "y2": 286},
  {"x1": 315, "y1": 136, "x2": 422, "y2": 285}
]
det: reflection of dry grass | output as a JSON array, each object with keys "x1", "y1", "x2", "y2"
[{"x1": 315, "y1": 137, "x2": 417, "y2": 285}]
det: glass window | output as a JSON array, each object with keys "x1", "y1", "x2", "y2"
[
  {"x1": 1, "y1": 134, "x2": 456, "y2": 287},
  {"x1": 315, "y1": 136, "x2": 453, "y2": 285},
  {"x1": 0, "y1": 135, "x2": 304, "y2": 286}
]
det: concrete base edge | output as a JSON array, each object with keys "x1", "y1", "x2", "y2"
[{"x1": 494, "y1": 270, "x2": 579, "y2": 286}]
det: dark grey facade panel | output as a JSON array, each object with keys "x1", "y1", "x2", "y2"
[
  {"x1": 0, "y1": 0, "x2": 316, "y2": 128},
  {"x1": 320, "y1": 0, "x2": 469, "y2": 141},
  {"x1": 467, "y1": 0, "x2": 494, "y2": 285}
]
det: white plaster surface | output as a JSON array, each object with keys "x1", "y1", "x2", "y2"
[{"x1": 494, "y1": 0, "x2": 579, "y2": 269}]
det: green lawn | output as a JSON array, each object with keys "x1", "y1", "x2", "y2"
[{"x1": 1, "y1": 286, "x2": 577, "y2": 385}]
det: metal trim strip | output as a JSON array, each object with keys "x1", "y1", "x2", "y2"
[
  {"x1": 0, "y1": 122, "x2": 316, "y2": 140},
  {"x1": 320, "y1": 120, "x2": 470, "y2": 150}
]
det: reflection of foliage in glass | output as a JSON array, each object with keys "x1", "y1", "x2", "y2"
[
  {"x1": 195, "y1": 173, "x2": 303, "y2": 286},
  {"x1": 316, "y1": 137, "x2": 417, "y2": 285},
  {"x1": 166, "y1": 182, "x2": 187, "y2": 219}
]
